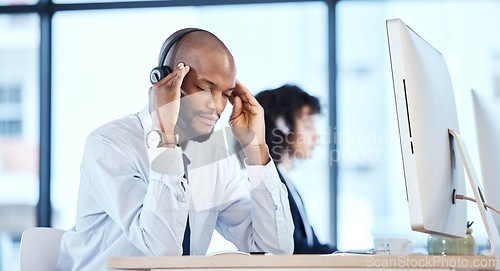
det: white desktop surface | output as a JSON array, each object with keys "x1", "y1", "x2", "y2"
[{"x1": 108, "y1": 254, "x2": 500, "y2": 270}]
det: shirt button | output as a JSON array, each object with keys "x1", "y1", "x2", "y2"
[{"x1": 262, "y1": 169, "x2": 273, "y2": 179}]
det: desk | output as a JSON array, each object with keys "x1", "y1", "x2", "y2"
[{"x1": 108, "y1": 254, "x2": 500, "y2": 270}]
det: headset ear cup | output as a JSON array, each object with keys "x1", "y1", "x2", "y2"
[
  {"x1": 150, "y1": 66, "x2": 173, "y2": 84},
  {"x1": 275, "y1": 116, "x2": 290, "y2": 134}
]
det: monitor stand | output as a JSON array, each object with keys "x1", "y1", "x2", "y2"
[{"x1": 449, "y1": 129, "x2": 500, "y2": 257}]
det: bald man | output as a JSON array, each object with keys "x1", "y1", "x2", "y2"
[{"x1": 56, "y1": 29, "x2": 294, "y2": 270}]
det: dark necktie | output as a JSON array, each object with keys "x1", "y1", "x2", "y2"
[
  {"x1": 182, "y1": 153, "x2": 190, "y2": 255},
  {"x1": 182, "y1": 218, "x2": 190, "y2": 255}
]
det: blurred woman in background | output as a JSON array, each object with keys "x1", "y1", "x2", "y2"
[{"x1": 255, "y1": 84, "x2": 336, "y2": 254}]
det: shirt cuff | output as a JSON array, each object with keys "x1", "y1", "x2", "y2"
[
  {"x1": 148, "y1": 146, "x2": 184, "y2": 176},
  {"x1": 245, "y1": 158, "x2": 280, "y2": 191}
]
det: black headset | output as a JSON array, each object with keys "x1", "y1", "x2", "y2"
[{"x1": 149, "y1": 28, "x2": 203, "y2": 84}]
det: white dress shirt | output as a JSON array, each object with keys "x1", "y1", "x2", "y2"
[{"x1": 56, "y1": 106, "x2": 294, "y2": 271}]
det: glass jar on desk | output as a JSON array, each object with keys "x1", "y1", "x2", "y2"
[{"x1": 427, "y1": 227, "x2": 477, "y2": 255}]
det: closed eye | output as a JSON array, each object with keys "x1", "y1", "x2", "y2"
[{"x1": 223, "y1": 90, "x2": 234, "y2": 97}]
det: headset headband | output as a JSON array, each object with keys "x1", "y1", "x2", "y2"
[{"x1": 157, "y1": 28, "x2": 203, "y2": 67}]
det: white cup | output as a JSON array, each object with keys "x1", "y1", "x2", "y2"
[{"x1": 374, "y1": 237, "x2": 416, "y2": 255}]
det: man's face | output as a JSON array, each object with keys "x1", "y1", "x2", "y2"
[{"x1": 177, "y1": 51, "x2": 236, "y2": 142}]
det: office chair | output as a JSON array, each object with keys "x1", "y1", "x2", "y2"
[{"x1": 20, "y1": 227, "x2": 65, "y2": 271}]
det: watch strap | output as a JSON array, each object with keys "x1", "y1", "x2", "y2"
[{"x1": 161, "y1": 133, "x2": 179, "y2": 147}]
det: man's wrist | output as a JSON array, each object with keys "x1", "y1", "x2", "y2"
[
  {"x1": 146, "y1": 130, "x2": 179, "y2": 148},
  {"x1": 160, "y1": 133, "x2": 179, "y2": 148},
  {"x1": 243, "y1": 144, "x2": 271, "y2": 165}
]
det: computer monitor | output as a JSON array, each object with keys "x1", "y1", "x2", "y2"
[
  {"x1": 386, "y1": 18, "x2": 467, "y2": 238},
  {"x1": 472, "y1": 90, "x2": 500, "y2": 235}
]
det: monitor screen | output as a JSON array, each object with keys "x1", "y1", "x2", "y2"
[
  {"x1": 472, "y1": 90, "x2": 500, "y2": 235},
  {"x1": 386, "y1": 18, "x2": 467, "y2": 238}
]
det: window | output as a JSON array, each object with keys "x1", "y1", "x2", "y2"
[
  {"x1": 0, "y1": 85, "x2": 21, "y2": 104},
  {"x1": 0, "y1": 121, "x2": 22, "y2": 135},
  {"x1": 0, "y1": 13, "x2": 39, "y2": 271},
  {"x1": 0, "y1": 0, "x2": 37, "y2": 6},
  {"x1": 0, "y1": 85, "x2": 23, "y2": 136}
]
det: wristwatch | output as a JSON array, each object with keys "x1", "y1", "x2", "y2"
[{"x1": 146, "y1": 130, "x2": 178, "y2": 148}]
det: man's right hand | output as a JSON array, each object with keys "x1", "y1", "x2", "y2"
[{"x1": 149, "y1": 62, "x2": 190, "y2": 134}]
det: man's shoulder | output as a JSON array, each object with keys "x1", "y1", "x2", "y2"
[
  {"x1": 81, "y1": 112, "x2": 147, "y2": 163},
  {"x1": 87, "y1": 113, "x2": 142, "y2": 144}
]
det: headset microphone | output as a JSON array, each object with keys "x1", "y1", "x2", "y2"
[{"x1": 150, "y1": 28, "x2": 202, "y2": 84}]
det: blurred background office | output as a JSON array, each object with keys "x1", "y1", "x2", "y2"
[{"x1": 1, "y1": 0, "x2": 500, "y2": 270}]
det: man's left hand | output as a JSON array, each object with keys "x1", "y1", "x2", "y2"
[{"x1": 229, "y1": 80, "x2": 270, "y2": 165}]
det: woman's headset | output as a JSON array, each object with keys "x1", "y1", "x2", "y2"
[
  {"x1": 272, "y1": 90, "x2": 292, "y2": 135},
  {"x1": 149, "y1": 28, "x2": 203, "y2": 84}
]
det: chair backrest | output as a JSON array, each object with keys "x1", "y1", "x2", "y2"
[{"x1": 20, "y1": 227, "x2": 65, "y2": 271}]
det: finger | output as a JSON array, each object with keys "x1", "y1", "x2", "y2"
[
  {"x1": 171, "y1": 63, "x2": 190, "y2": 89},
  {"x1": 228, "y1": 93, "x2": 235, "y2": 105},
  {"x1": 161, "y1": 71, "x2": 181, "y2": 88},
  {"x1": 156, "y1": 62, "x2": 189, "y2": 88},
  {"x1": 162, "y1": 63, "x2": 189, "y2": 89},
  {"x1": 156, "y1": 68, "x2": 179, "y2": 86},
  {"x1": 168, "y1": 72, "x2": 179, "y2": 87},
  {"x1": 243, "y1": 101, "x2": 260, "y2": 115},
  {"x1": 233, "y1": 80, "x2": 249, "y2": 102},
  {"x1": 229, "y1": 95, "x2": 242, "y2": 121},
  {"x1": 235, "y1": 80, "x2": 259, "y2": 106}
]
